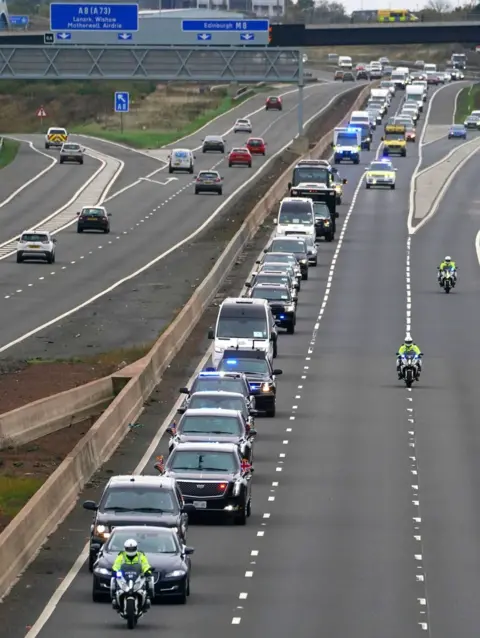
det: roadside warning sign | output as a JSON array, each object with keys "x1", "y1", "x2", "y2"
[{"x1": 36, "y1": 106, "x2": 47, "y2": 118}]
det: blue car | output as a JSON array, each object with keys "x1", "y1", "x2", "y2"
[{"x1": 448, "y1": 124, "x2": 467, "y2": 139}]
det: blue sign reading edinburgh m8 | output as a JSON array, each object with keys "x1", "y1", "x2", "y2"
[
  {"x1": 50, "y1": 3, "x2": 139, "y2": 32},
  {"x1": 182, "y1": 19, "x2": 269, "y2": 32}
]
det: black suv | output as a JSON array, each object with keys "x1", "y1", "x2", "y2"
[
  {"x1": 167, "y1": 407, "x2": 256, "y2": 461},
  {"x1": 314, "y1": 203, "x2": 335, "y2": 241},
  {"x1": 249, "y1": 283, "x2": 296, "y2": 334},
  {"x1": 245, "y1": 270, "x2": 298, "y2": 304},
  {"x1": 217, "y1": 349, "x2": 282, "y2": 417},
  {"x1": 155, "y1": 442, "x2": 253, "y2": 525},
  {"x1": 179, "y1": 371, "x2": 254, "y2": 410},
  {"x1": 83, "y1": 475, "x2": 194, "y2": 571},
  {"x1": 265, "y1": 237, "x2": 309, "y2": 280}
]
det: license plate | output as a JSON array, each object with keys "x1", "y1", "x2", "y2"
[
  {"x1": 193, "y1": 501, "x2": 207, "y2": 509},
  {"x1": 87, "y1": 217, "x2": 97, "y2": 221},
  {"x1": 28, "y1": 245, "x2": 38, "y2": 248},
  {"x1": 204, "y1": 180, "x2": 213, "y2": 184}
]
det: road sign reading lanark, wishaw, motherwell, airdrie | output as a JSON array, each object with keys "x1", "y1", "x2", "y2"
[{"x1": 50, "y1": 3, "x2": 139, "y2": 32}]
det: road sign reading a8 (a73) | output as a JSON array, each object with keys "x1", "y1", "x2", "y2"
[{"x1": 115, "y1": 92, "x2": 129, "y2": 113}]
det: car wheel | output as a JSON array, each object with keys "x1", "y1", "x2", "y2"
[
  {"x1": 234, "y1": 500, "x2": 247, "y2": 525},
  {"x1": 104, "y1": 228, "x2": 110, "y2": 233},
  {"x1": 59, "y1": 159, "x2": 64, "y2": 164},
  {"x1": 173, "y1": 584, "x2": 188, "y2": 604},
  {"x1": 92, "y1": 582, "x2": 105, "y2": 603},
  {"x1": 287, "y1": 323, "x2": 295, "y2": 335},
  {"x1": 45, "y1": 144, "x2": 49, "y2": 149},
  {"x1": 194, "y1": 189, "x2": 199, "y2": 194},
  {"x1": 46, "y1": 253, "x2": 53, "y2": 264},
  {"x1": 51, "y1": 252, "x2": 55, "y2": 264},
  {"x1": 16, "y1": 253, "x2": 22, "y2": 263},
  {"x1": 391, "y1": 184, "x2": 395, "y2": 190},
  {"x1": 77, "y1": 226, "x2": 83, "y2": 233},
  {"x1": 273, "y1": 341, "x2": 278, "y2": 358},
  {"x1": 248, "y1": 163, "x2": 252, "y2": 167},
  {"x1": 266, "y1": 404, "x2": 276, "y2": 418},
  {"x1": 168, "y1": 166, "x2": 173, "y2": 174},
  {"x1": 218, "y1": 189, "x2": 223, "y2": 195},
  {"x1": 228, "y1": 163, "x2": 232, "y2": 167},
  {"x1": 366, "y1": 184, "x2": 370, "y2": 189},
  {"x1": 88, "y1": 553, "x2": 95, "y2": 572}
]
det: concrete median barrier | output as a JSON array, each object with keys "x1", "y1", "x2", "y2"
[
  {"x1": 0, "y1": 376, "x2": 114, "y2": 449},
  {"x1": 0, "y1": 82, "x2": 372, "y2": 602}
]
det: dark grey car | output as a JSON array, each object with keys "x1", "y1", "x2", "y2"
[
  {"x1": 194, "y1": 170, "x2": 223, "y2": 195},
  {"x1": 202, "y1": 135, "x2": 226, "y2": 153}
]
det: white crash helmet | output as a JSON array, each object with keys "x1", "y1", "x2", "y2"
[
  {"x1": 404, "y1": 333, "x2": 413, "y2": 346},
  {"x1": 124, "y1": 538, "x2": 138, "y2": 558},
  {"x1": 445, "y1": 256, "x2": 452, "y2": 262}
]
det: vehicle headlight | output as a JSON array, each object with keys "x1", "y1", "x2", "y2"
[
  {"x1": 261, "y1": 382, "x2": 272, "y2": 392},
  {"x1": 95, "y1": 525, "x2": 110, "y2": 538},
  {"x1": 324, "y1": 220, "x2": 330, "y2": 226},
  {"x1": 299, "y1": 259, "x2": 307, "y2": 264},
  {"x1": 94, "y1": 567, "x2": 112, "y2": 576},
  {"x1": 285, "y1": 304, "x2": 295, "y2": 312},
  {"x1": 214, "y1": 346, "x2": 224, "y2": 353},
  {"x1": 165, "y1": 570, "x2": 186, "y2": 578}
]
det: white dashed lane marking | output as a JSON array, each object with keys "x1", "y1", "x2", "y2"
[{"x1": 405, "y1": 234, "x2": 431, "y2": 634}]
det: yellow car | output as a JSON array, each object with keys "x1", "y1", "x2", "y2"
[
  {"x1": 365, "y1": 159, "x2": 396, "y2": 190},
  {"x1": 382, "y1": 124, "x2": 407, "y2": 156}
]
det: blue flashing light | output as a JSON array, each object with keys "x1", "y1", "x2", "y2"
[
  {"x1": 226, "y1": 359, "x2": 238, "y2": 364},
  {"x1": 279, "y1": 315, "x2": 286, "y2": 319},
  {"x1": 199, "y1": 371, "x2": 221, "y2": 377}
]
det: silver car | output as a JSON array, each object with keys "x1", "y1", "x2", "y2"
[
  {"x1": 59, "y1": 142, "x2": 84, "y2": 164},
  {"x1": 234, "y1": 118, "x2": 252, "y2": 133}
]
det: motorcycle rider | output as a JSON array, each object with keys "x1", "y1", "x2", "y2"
[
  {"x1": 437, "y1": 256, "x2": 457, "y2": 286},
  {"x1": 397, "y1": 334, "x2": 422, "y2": 379},
  {"x1": 110, "y1": 538, "x2": 154, "y2": 610}
]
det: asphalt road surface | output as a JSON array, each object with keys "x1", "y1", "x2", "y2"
[
  {"x1": 409, "y1": 152, "x2": 480, "y2": 638},
  {"x1": 0, "y1": 141, "x2": 51, "y2": 202},
  {"x1": 0, "y1": 84, "x2": 467, "y2": 638},
  {"x1": 0, "y1": 80, "x2": 366, "y2": 353}
]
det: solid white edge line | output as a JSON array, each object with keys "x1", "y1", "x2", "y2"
[
  {"x1": 407, "y1": 82, "x2": 470, "y2": 235},
  {"x1": 74, "y1": 79, "x2": 333, "y2": 159},
  {"x1": 410, "y1": 142, "x2": 480, "y2": 235},
  {"x1": 0, "y1": 138, "x2": 57, "y2": 209},
  {"x1": 475, "y1": 230, "x2": 480, "y2": 266},
  {"x1": 0, "y1": 83, "x2": 365, "y2": 355},
  {"x1": 23, "y1": 87, "x2": 375, "y2": 636}
]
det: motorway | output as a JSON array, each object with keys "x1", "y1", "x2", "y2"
[
  {"x1": 1, "y1": 83, "x2": 476, "y2": 638},
  {"x1": 0, "y1": 79, "x2": 366, "y2": 353}
]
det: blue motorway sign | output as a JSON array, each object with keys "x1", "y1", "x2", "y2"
[
  {"x1": 182, "y1": 19, "x2": 269, "y2": 32},
  {"x1": 115, "y1": 91, "x2": 129, "y2": 113},
  {"x1": 50, "y1": 3, "x2": 139, "y2": 32},
  {"x1": 197, "y1": 33, "x2": 211, "y2": 41},
  {"x1": 9, "y1": 15, "x2": 29, "y2": 26}
]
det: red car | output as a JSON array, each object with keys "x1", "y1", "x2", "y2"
[
  {"x1": 228, "y1": 147, "x2": 252, "y2": 167},
  {"x1": 265, "y1": 96, "x2": 282, "y2": 111},
  {"x1": 246, "y1": 137, "x2": 266, "y2": 155}
]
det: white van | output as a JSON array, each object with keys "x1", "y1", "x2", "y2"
[
  {"x1": 424, "y1": 63, "x2": 437, "y2": 73},
  {"x1": 275, "y1": 197, "x2": 315, "y2": 238},
  {"x1": 168, "y1": 148, "x2": 195, "y2": 174},
  {"x1": 209, "y1": 298, "x2": 277, "y2": 368},
  {"x1": 391, "y1": 69, "x2": 408, "y2": 89},
  {"x1": 338, "y1": 56, "x2": 353, "y2": 69},
  {"x1": 350, "y1": 110, "x2": 371, "y2": 126},
  {"x1": 370, "y1": 88, "x2": 391, "y2": 104},
  {"x1": 406, "y1": 85, "x2": 425, "y2": 111}
]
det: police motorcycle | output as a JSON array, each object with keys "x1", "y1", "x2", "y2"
[
  {"x1": 438, "y1": 267, "x2": 456, "y2": 293},
  {"x1": 111, "y1": 563, "x2": 151, "y2": 629},
  {"x1": 396, "y1": 351, "x2": 422, "y2": 388}
]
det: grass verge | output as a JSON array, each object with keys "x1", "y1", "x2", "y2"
[
  {"x1": 27, "y1": 343, "x2": 154, "y2": 369},
  {"x1": 455, "y1": 84, "x2": 480, "y2": 123},
  {"x1": 73, "y1": 94, "x2": 251, "y2": 149},
  {"x1": 0, "y1": 139, "x2": 20, "y2": 169},
  {"x1": 0, "y1": 476, "x2": 45, "y2": 519}
]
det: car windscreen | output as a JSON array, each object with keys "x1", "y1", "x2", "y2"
[
  {"x1": 369, "y1": 162, "x2": 391, "y2": 171},
  {"x1": 278, "y1": 209, "x2": 313, "y2": 225},
  {"x1": 193, "y1": 378, "x2": 245, "y2": 394},
  {"x1": 101, "y1": 487, "x2": 176, "y2": 513},
  {"x1": 49, "y1": 129, "x2": 66, "y2": 135},
  {"x1": 107, "y1": 529, "x2": 178, "y2": 553},
  {"x1": 63, "y1": 144, "x2": 79, "y2": 150},
  {"x1": 168, "y1": 450, "x2": 238, "y2": 473},
  {"x1": 180, "y1": 414, "x2": 241, "y2": 435},
  {"x1": 254, "y1": 274, "x2": 290, "y2": 287},
  {"x1": 292, "y1": 166, "x2": 329, "y2": 186},
  {"x1": 248, "y1": 139, "x2": 263, "y2": 146},
  {"x1": 82, "y1": 208, "x2": 104, "y2": 216},
  {"x1": 188, "y1": 395, "x2": 246, "y2": 414},
  {"x1": 21, "y1": 233, "x2": 49, "y2": 242},
  {"x1": 251, "y1": 287, "x2": 291, "y2": 302},
  {"x1": 270, "y1": 239, "x2": 307, "y2": 254},
  {"x1": 219, "y1": 357, "x2": 270, "y2": 375},
  {"x1": 313, "y1": 202, "x2": 330, "y2": 217}
]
